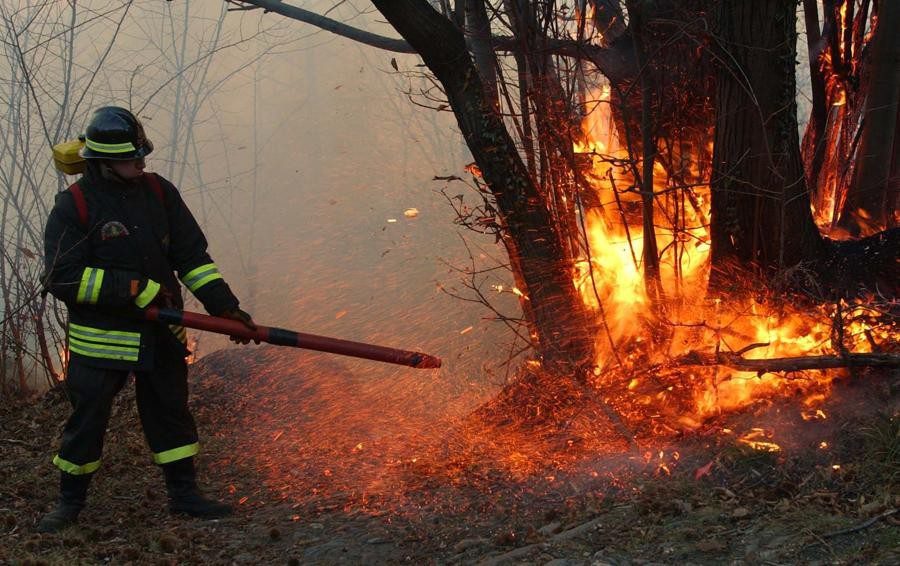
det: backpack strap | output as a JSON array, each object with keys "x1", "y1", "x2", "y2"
[
  {"x1": 67, "y1": 173, "x2": 166, "y2": 231},
  {"x1": 68, "y1": 182, "x2": 89, "y2": 230},
  {"x1": 145, "y1": 172, "x2": 166, "y2": 207}
]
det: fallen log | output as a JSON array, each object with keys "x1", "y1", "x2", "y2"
[{"x1": 674, "y1": 351, "x2": 900, "y2": 373}]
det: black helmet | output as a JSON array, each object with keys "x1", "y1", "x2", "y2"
[{"x1": 81, "y1": 106, "x2": 154, "y2": 160}]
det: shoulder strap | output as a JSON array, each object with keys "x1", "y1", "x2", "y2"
[
  {"x1": 145, "y1": 173, "x2": 166, "y2": 207},
  {"x1": 68, "y1": 182, "x2": 89, "y2": 229},
  {"x1": 68, "y1": 174, "x2": 165, "y2": 230}
]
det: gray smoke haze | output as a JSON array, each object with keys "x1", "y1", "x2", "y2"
[{"x1": 2, "y1": 1, "x2": 518, "y2": 394}]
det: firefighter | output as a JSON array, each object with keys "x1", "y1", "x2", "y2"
[{"x1": 39, "y1": 106, "x2": 256, "y2": 533}]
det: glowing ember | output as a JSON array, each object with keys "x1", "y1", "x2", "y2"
[{"x1": 737, "y1": 429, "x2": 782, "y2": 452}]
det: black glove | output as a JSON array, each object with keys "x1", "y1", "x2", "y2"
[
  {"x1": 150, "y1": 287, "x2": 176, "y2": 309},
  {"x1": 220, "y1": 308, "x2": 258, "y2": 344}
]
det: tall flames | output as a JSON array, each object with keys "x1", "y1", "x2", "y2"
[{"x1": 572, "y1": 84, "x2": 890, "y2": 423}]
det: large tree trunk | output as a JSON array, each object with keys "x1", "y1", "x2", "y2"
[
  {"x1": 709, "y1": 0, "x2": 825, "y2": 284},
  {"x1": 372, "y1": 0, "x2": 597, "y2": 372}
]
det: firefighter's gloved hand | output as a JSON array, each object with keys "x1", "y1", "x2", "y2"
[
  {"x1": 221, "y1": 308, "x2": 259, "y2": 345},
  {"x1": 150, "y1": 288, "x2": 176, "y2": 309}
]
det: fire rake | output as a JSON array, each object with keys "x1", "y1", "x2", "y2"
[{"x1": 144, "y1": 306, "x2": 442, "y2": 369}]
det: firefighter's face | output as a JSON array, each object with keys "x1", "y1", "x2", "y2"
[{"x1": 107, "y1": 157, "x2": 145, "y2": 180}]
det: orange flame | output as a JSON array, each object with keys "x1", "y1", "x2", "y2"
[{"x1": 571, "y1": 81, "x2": 893, "y2": 421}]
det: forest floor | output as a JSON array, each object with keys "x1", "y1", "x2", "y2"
[{"x1": 1, "y1": 347, "x2": 897, "y2": 565}]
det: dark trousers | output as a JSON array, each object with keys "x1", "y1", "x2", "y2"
[{"x1": 54, "y1": 331, "x2": 198, "y2": 474}]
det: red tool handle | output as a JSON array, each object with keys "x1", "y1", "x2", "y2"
[{"x1": 144, "y1": 306, "x2": 442, "y2": 369}]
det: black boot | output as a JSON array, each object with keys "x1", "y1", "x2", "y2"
[
  {"x1": 162, "y1": 457, "x2": 232, "y2": 519},
  {"x1": 37, "y1": 472, "x2": 92, "y2": 533}
]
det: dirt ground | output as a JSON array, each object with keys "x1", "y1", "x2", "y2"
[{"x1": 1, "y1": 347, "x2": 897, "y2": 565}]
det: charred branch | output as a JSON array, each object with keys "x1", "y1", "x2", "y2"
[{"x1": 674, "y1": 351, "x2": 900, "y2": 373}]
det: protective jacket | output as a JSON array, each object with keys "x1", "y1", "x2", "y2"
[{"x1": 44, "y1": 168, "x2": 239, "y2": 371}]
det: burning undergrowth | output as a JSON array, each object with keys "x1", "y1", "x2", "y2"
[
  {"x1": 190, "y1": 330, "x2": 897, "y2": 528},
  {"x1": 3, "y1": 341, "x2": 895, "y2": 564}
]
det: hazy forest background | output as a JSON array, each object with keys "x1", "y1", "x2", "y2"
[{"x1": 1, "y1": 0, "x2": 507, "y2": 400}]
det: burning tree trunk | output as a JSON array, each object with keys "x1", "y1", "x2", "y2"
[
  {"x1": 839, "y1": 0, "x2": 900, "y2": 232},
  {"x1": 372, "y1": 0, "x2": 598, "y2": 372},
  {"x1": 709, "y1": 0, "x2": 827, "y2": 283},
  {"x1": 802, "y1": 0, "x2": 899, "y2": 236}
]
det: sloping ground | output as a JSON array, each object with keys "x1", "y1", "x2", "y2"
[{"x1": 0, "y1": 347, "x2": 897, "y2": 565}]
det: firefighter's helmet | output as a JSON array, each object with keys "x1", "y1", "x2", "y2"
[{"x1": 81, "y1": 107, "x2": 154, "y2": 160}]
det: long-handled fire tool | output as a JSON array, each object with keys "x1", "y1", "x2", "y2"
[{"x1": 144, "y1": 306, "x2": 442, "y2": 369}]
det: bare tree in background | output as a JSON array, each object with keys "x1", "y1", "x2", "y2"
[
  {"x1": 0, "y1": 0, "x2": 136, "y2": 395},
  {"x1": 0, "y1": 1, "x2": 287, "y2": 397}
]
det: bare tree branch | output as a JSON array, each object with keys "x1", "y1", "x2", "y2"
[
  {"x1": 231, "y1": 0, "x2": 636, "y2": 83},
  {"x1": 231, "y1": 0, "x2": 415, "y2": 52}
]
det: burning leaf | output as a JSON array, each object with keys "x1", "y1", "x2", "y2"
[
  {"x1": 694, "y1": 459, "x2": 715, "y2": 480},
  {"x1": 737, "y1": 428, "x2": 781, "y2": 452}
]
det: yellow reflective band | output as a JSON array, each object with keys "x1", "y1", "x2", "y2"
[
  {"x1": 53, "y1": 454, "x2": 100, "y2": 475},
  {"x1": 84, "y1": 137, "x2": 136, "y2": 154},
  {"x1": 170, "y1": 325, "x2": 187, "y2": 344},
  {"x1": 68, "y1": 322, "x2": 141, "y2": 362},
  {"x1": 134, "y1": 279, "x2": 160, "y2": 308},
  {"x1": 181, "y1": 263, "x2": 222, "y2": 293},
  {"x1": 69, "y1": 339, "x2": 140, "y2": 362},
  {"x1": 76, "y1": 267, "x2": 105, "y2": 304},
  {"x1": 69, "y1": 323, "x2": 140, "y2": 345},
  {"x1": 152, "y1": 442, "x2": 199, "y2": 465}
]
